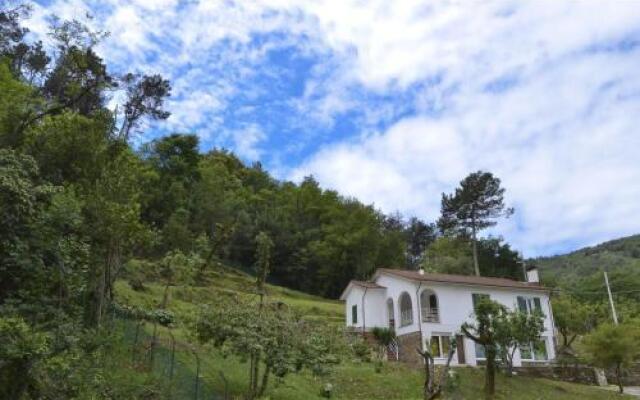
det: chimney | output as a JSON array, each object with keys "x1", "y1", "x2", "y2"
[
  {"x1": 418, "y1": 268, "x2": 425, "y2": 275},
  {"x1": 526, "y1": 265, "x2": 539, "y2": 283}
]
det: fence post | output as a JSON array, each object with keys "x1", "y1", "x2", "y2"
[
  {"x1": 169, "y1": 330, "x2": 176, "y2": 380},
  {"x1": 193, "y1": 349, "x2": 201, "y2": 400},
  {"x1": 219, "y1": 371, "x2": 229, "y2": 400},
  {"x1": 132, "y1": 321, "x2": 144, "y2": 363},
  {"x1": 149, "y1": 322, "x2": 158, "y2": 369}
]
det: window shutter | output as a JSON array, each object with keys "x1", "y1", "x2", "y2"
[
  {"x1": 517, "y1": 296, "x2": 528, "y2": 313},
  {"x1": 533, "y1": 297, "x2": 542, "y2": 312},
  {"x1": 352, "y1": 305, "x2": 358, "y2": 324}
]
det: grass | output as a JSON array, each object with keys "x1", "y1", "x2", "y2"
[{"x1": 113, "y1": 266, "x2": 632, "y2": 400}]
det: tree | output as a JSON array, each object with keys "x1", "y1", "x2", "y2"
[
  {"x1": 195, "y1": 297, "x2": 339, "y2": 399},
  {"x1": 0, "y1": 317, "x2": 49, "y2": 399},
  {"x1": 461, "y1": 298, "x2": 506, "y2": 399},
  {"x1": 117, "y1": 73, "x2": 171, "y2": 141},
  {"x1": 84, "y1": 150, "x2": 147, "y2": 327},
  {"x1": 552, "y1": 295, "x2": 596, "y2": 356},
  {"x1": 0, "y1": 149, "x2": 55, "y2": 303},
  {"x1": 438, "y1": 171, "x2": 513, "y2": 276},
  {"x1": 417, "y1": 336, "x2": 457, "y2": 400},
  {"x1": 423, "y1": 236, "x2": 474, "y2": 275},
  {"x1": 254, "y1": 231, "x2": 274, "y2": 301},
  {"x1": 581, "y1": 323, "x2": 640, "y2": 394},
  {"x1": 494, "y1": 308, "x2": 545, "y2": 376},
  {"x1": 405, "y1": 217, "x2": 437, "y2": 269}
]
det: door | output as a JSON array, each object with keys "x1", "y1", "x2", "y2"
[{"x1": 456, "y1": 335, "x2": 466, "y2": 364}]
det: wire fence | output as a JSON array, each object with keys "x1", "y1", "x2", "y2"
[{"x1": 109, "y1": 314, "x2": 230, "y2": 400}]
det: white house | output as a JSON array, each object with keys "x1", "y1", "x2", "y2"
[{"x1": 340, "y1": 266, "x2": 556, "y2": 367}]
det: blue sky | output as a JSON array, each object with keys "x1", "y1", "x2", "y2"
[{"x1": 28, "y1": 1, "x2": 640, "y2": 257}]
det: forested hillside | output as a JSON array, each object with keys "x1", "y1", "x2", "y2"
[
  {"x1": 536, "y1": 234, "x2": 640, "y2": 281},
  {"x1": 535, "y1": 235, "x2": 640, "y2": 321}
]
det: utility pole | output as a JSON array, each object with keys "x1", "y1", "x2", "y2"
[{"x1": 604, "y1": 270, "x2": 618, "y2": 325}]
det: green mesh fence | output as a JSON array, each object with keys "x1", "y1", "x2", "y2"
[{"x1": 114, "y1": 317, "x2": 228, "y2": 400}]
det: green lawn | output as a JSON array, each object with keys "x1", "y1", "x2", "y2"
[{"x1": 113, "y1": 267, "x2": 631, "y2": 400}]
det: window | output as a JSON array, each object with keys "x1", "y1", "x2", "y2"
[
  {"x1": 472, "y1": 293, "x2": 490, "y2": 310},
  {"x1": 475, "y1": 342, "x2": 486, "y2": 359},
  {"x1": 420, "y1": 290, "x2": 439, "y2": 322},
  {"x1": 399, "y1": 292, "x2": 413, "y2": 326},
  {"x1": 386, "y1": 298, "x2": 395, "y2": 328},
  {"x1": 428, "y1": 335, "x2": 451, "y2": 358},
  {"x1": 521, "y1": 338, "x2": 548, "y2": 361},
  {"x1": 517, "y1": 296, "x2": 543, "y2": 315},
  {"x1": 351, "y1": 305, "x2": 358, "y2": 325}
]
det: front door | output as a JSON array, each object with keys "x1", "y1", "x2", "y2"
[{"x1": 456, "y1": 335, "x2": 466, "y2": 364}]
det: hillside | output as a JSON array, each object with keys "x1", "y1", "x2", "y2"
[
  {"x1": 111, "y1": 264, "x2": 631, "y2": 400},
  {"x1": 535, "y1": 234, "x2": 640, "y2": 283}
]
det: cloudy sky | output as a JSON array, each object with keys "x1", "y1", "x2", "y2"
[{"x1": 28, "y1": 0, "x2": 640, "y2": 257}]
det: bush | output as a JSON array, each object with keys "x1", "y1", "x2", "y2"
[
  {"x1": 0, "y1": 317, "x2": 49, "y2": 399},
  {"x1": 349, "y1": 336, "x2": 372, "y2": 362}
]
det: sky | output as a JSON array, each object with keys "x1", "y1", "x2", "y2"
[{"x1": 26, "y1": 0, "x2": 640, "y2": 257}]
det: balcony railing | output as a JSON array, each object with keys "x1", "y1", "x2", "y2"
[
  {"x1": 400, "y1": 310, "x2": 413, "y2": 326},
  {"x1": 421, "y1": 307, "x2": 440, "y2": 323}
]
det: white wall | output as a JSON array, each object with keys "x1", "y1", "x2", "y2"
[
  {"x1": 351, "y1": 273, "x2": 556, "y2": 366},
  {"x1": 343, "y1": 285, "x2": 387, "y2": 331}
]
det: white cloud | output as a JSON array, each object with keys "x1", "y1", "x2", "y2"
[
  {"x1": 229, "y1": 124, "x2": 267, "y2": 161},
  {"x1": 290, "y1": 2, "x2": 640, "y2": 256}
]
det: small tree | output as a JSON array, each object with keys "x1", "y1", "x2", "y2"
[
  {"x1": 581, "y1": 323, "x2": 640, "y2": 394},
  {"x1": 254, "y1": 231, "x2": 274, "y2": 303},
  {"x1": 461, "y1": 298, "x2": 506, "y2": 399},
  {"x1": 417, "y1": 336, "x2": 457, "y2": 400},
  {"x1": 494, "y1": 308, "x2": 545, "y2": 376},
  {"x1": 552, "y1": 295, "x2": 596, "y2": 356},
  {"x1": 438, "y1": 171, "x2": 513, "y2": 276}
]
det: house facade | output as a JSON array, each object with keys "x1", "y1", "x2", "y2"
[{"x1": 340, "y1": 267, "x2": 556, "y2": 367}]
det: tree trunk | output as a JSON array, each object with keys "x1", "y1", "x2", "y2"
[
  {"x1": 616, "y1": 363, "x2": 624, "y2": 394},
  {"x1": 505, "y1": 348, "x2": 516, "y2": 377},
  {"x1": 249, "y1": 353, "x2": 260, "y2": 398},
  {"x1": 471, "y1": 220, "x2": 480, "y2": 276},
  {"x1": 485, "y1": 347, "x2": 496, "y2": 400},
  {"x1": 257, "y1": 364, "x2": 271, "y2": 398},
  {"x1": 161, "y1": 282, "x2": 170, "y2": 309}
]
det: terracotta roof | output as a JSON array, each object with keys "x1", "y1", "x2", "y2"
[
  {"x1": 350, "y1": 280, "x2": 386, "y2": 289},
  {"x1": 375, "y1": 268, "x2": 548, "y2": 291}
]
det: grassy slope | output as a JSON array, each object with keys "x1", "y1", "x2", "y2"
[{"x1": 114, "y1": 268, "x2": 630, "y2": 400}]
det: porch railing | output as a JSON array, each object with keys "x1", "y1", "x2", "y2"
[{"x1": 387, "y1": 339, "x2": 399, "y2": 361}]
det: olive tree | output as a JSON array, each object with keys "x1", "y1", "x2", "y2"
[
  {"x1": 461, "y1": 298, "x2": 505, "y2": 399},
  {"x1": 195, "y1": 297, "x2": 339, "y2": 399},
  {"x1": 581, "y1": 323, "x2": 640, "y2": 394},
  {"x1": 417, "y1": 336, "x2": 457, "y2": 400},
  {"x1": 494, "y1": 308, "x2": 545, "y2": 376}
]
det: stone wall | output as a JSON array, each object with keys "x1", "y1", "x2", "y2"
[
  {"x1": 397, "y1": 331, "x2": 423, "y2": 366},
  {"x1": 606, "y1": 363, "x2": 640, "y2": 386},
  {"x1": 515, "y1": 362, "x2": 640, "y2": 386},
  {"x1": 514, "y1": 364, "x2": 600, "y2": 385}
]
